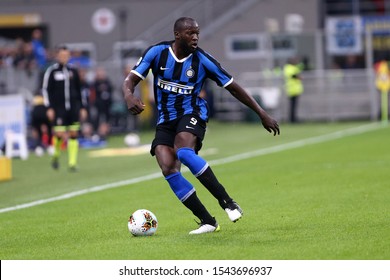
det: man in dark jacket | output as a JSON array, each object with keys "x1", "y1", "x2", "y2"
[{"x1": 42, "y1": 45, "x2": 87, "y2": 171}]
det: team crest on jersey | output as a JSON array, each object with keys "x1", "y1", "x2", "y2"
[{"x1": 185, "y1": 68, "x2": 195, "y2": 78}]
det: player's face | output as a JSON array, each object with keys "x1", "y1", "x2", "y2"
[
  {"x1": 177, "y1": 21, "x2": 200, "y2": 53},
  {"x1": 57, "y1": 49, "x2": 70, "y2": 65}
]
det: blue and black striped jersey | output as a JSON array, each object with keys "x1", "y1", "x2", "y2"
[{"x1": 131, "y1": 41, "x2": 233, "y2": 124}]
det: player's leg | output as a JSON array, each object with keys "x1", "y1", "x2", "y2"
[
  {"x1": 176, "y1": 135, "x2": 243, "y2": 222},
  {"x1": 152, "y1": 122, "x2": 219, "y2": 234},
  {"x1": 67, "y1": 109, "x2": 81, "y2": 171},
  {"x1": 290, "y1": 96, "x2": 298, "y2": 123},
  {"x1": 67, "y1": 123, "x2": 80, "y2": 171},
  {"x1": 51, "y1": 126, "x2": 66, "y2": 169},
  {"x1": 175, "y1": 116, "x2": 243, "y2": 222},
  {"x1": 50, "y1": 109, "x2": 65, "y2": 169},
  {"x1": 195, "y1": 165, "x2": 243, "y2": 222},
  {"x1": 155, "y1": 145, "x2": 219, "y2": 234}
]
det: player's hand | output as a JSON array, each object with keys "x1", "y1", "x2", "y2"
[
  {"x1": 46, "y1": 108, "x2": 55, "y2": 122},
  {"x1": 261, "y1": 115, "x2": 280, "y2": 136},
  {"x1": 125, "y1": 94, "x2": 145, "y2": 115}
]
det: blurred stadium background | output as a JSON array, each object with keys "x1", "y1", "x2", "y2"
[
  {"x1": 0, "y1": 0, "x2": 389, "y2": 161},
  {"x1": 1, "y1": 1, "x2": 390, "y2": 263}
]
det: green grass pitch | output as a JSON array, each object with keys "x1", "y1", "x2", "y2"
[{"x1": 0, "y1": 121, "x2": 389, "y2": 260}]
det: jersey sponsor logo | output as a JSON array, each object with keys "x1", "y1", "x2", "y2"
[
  {"x1": 54, "y1": 70, "x2": 73, "y2": 81},
  {"x1": 54, "y1": 72, "x2": 65, "y2": 81},
  {"x1": 157, "y1": 78, "x2": 194, "y2": 95},
  {"x1": 160, "y1": 66, "x2": 169, "y2": 70}
]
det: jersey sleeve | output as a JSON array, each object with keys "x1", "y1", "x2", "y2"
[
  {"x1": 42, "y1": 66, "x2": 54, "y2": 107},
  {"x1": 131, "y1": 46, "x2": 158, "y2": 80},
  {"x1": 200, "y1": 51, "x2": 233, "y2": 88}
]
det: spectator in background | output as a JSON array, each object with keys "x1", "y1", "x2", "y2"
[
  {"x1": 284, "y1": 57, "x2": 304, "y2": 123},
  {"x1": 69, "y1": 49, "x2": 92, "y2": 69},
  {"x1": 116, "y1": 64, "x2": 139, "y2": 132},
  {"x1": 374, "y1": 58, "x2": 390, "y2": 120},
  {"x1": 13, "y1": 40, "x2": 36, "y2": 76},
  {"x1": 301, "y1": 56, "x2": 312, "y2": 71},
  {"x1": 78, "y1": 68, "x2": 92, "y2": 122},
  {"x1": 334, "y1": 55, "x2": 364, "y2": 70},
  {"x1": 92, "y1": 66, "x2": 113, "y2": 132},
  {"x1": 0, "y1": 47, "x2": 7, "y2": 67},
  {"x1": 37, "y1": 48, "x2": 57, "y2": 94},
  {"x1": 31, "y1": 29, "x2": 47, "y2": 70},
  {"x1": 30, "y1": 92, "x2": 52, "y2": 156}
]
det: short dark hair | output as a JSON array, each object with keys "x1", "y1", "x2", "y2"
[
  {"x1": 55, "y1": 44, "x2": 68, "y2": 52},
  {"x1": 174, "y1": 17, "x2": 196, "y2": 32}
]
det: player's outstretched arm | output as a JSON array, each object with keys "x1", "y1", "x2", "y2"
[
  {"x1": 226, "y1": 81, "x2": 280, "y2": 136},
  {"x1": 123, "y1": 73, "x2": 145, "y2": 115}
]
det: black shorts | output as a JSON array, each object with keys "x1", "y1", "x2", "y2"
[
  {"x1": 53, "y1": 109, "x2": 80, "y2": 131},
  {"x1": 150, "y1": 114, "x2": 207, "y2": 156}
]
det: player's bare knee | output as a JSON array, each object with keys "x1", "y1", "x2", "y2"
[{"x1": 161, "y1": 166, "x2": 179, "y2": 177}]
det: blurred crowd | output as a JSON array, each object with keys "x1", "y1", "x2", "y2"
[
  {"x1": 0, "y1": 29, "x2": 50, "y2": 74},
  {"x1": 0, "y1": 29, "x2": 140, "y2": 156}
]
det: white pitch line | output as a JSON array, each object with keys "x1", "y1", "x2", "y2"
[
  {"x1": 208, "y1": 122, "x2": 383, "y2": 166},
  {"x1": 0, "y1": 122, "x2": 384, "y2": 214}
]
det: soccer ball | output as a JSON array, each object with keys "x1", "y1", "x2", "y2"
[
  {"x1": 124, "y1": 133, "x2": 140, "y2": 147},
  {"x1": 128, "y1": 209, "x2": 158, "y2": 236}
]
